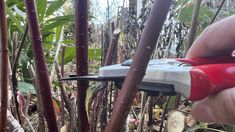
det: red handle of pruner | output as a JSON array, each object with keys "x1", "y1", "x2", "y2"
[
  {"x1": 177, "y1": 56, "x2": 235, "y2": 66},
  {"x1": 188, "y1": 63, "x2": 235, "y2": 100}
]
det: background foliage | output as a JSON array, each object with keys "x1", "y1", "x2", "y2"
[{"x1": 4, "y1": 0, "x2": 235, "y2": 131}]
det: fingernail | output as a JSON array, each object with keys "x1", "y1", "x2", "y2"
[{"x1": 231, "y1": 50, "x2": 235, "y2": 57}]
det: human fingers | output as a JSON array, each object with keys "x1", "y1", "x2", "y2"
[
  {"x1": 186, "y1": 15, "x2": 235, "y2": 58},
  {"x1": 191, "y1": 87, "x2": 235, "y2": 125},
  {"x1": 186, "y1": 15, "x2": 235, "y2": 125}
]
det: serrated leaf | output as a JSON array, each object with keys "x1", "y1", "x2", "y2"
[
  {"x1": 45, "y1": 0, "x2": 66, "y2": 17},
  {"x1": 18, "y1": 81, "x2": 36, "y2": 95}
]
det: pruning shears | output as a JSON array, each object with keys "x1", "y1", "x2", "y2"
[{"x1": 61, "y1": 56, "x2": 235, "y2": 101}]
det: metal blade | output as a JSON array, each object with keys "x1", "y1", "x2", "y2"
[
  {"x1": 60, "y1": 75, "x2": 125, "y2": 81},
  {"x1": 140, "y1": 82, "x2": 176, "y2": 96},
  {"x1": 60, "y1": 75, "x2": 176, "y2": 96}
]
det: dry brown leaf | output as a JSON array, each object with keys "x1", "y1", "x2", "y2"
[
  {"x1": 60, "y1": 124, "x2": 68, "y2": 132},
  {"x1": 52, "y1": 98, "x2": 61, "y2": 115},
  {"x1": 152, "y1": 125, "x2": 160, "y2": 132},
  {"x1": 17, "y1": 91, "x2": 27, "y2": 118},
  {"x1": 181, "y1": 106, "x2": 191, "y2": 113},
  {"x1": 153, "y1": 108, "x2": 163, "y2": 120},
  {"x1": 185, "y1": 114, "x2": 196, "y2": 127}
]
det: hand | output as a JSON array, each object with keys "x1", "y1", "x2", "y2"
[{"x1": 186, "y1": 15, "x2": 235, "y2": 125}]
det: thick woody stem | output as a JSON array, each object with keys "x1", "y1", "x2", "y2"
[
  {"x1": 75, "y1": 0, "x2": 89, "y2": 131},
  {"x1": 105, "y1": 0, "x2": 172, "y2": 131},
  {"x1": 24, "y1": 0, "x2": 58, "y2": 131},
  {"x1": 0, "y1": 0, "x2": 9, "y2": 131}
]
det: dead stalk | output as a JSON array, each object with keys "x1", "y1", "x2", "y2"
[
  {"x1": 11, "y1": 25, "x2": 28, "y2": 123},
  {"x1": 28, "y1": 65, "x2": 45, "y2": 132},
  {"x1": 185, "y1": 0, "x2": 202, "y2": 52},
  {"x1": 209, "y1": 0, "x2": 226, "y2": 25}
]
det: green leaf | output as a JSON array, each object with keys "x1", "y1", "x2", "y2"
[
  {"x1": 176, "y1": 0, "x2": 187, "y2": 7},
  {"x1": 58, "y1": 47, "x2": 101, "y2": 64},
  {"x1": 199, "y1": 6, "x2": 213, "y2": 21},
  {"x1": 41, "y1": 15, "x2": 73, "y2": 34},
  {"x1": 41, "y1": 19, "x2": 70, "y2": 32},
  {"x1": 19, "y1": 52, "x2": 31, "y2": 66},
  {"x1": 52, "y1": 80, "x2": 60, "y2": 87},
  {"x1": 46, "y1": 53, "x2": 54, "y2": 64},
  {"x1": 178, "y1": 4, "x2": 213, "y2": 25},
  {"x1": 55, "y1": 26, "x2": 62, "y2": 42},
  {"x1": 52, "y1": 98, "x2": 61, "y2": 114},
  {"x1": 162, "y1": 96, "x2": 177, "y2": 108},
  {"x1": 178, "y1": 4, "x2": 194, "y2": 24},
  {"x1": 6, "y1": 7, "x2": 24, "y2": 32},
  {"x1": 62, "y1": 39, "x2": 75, "y2": 44},
  {"x1": 8, "y1": 22, "x2": 19, "y2": 37},
  {"x1": 36, "y1": 0, "x2": 47, "y2": 22},
  {"x1": 7, "y1": 0, "x2": 22, "y2": 7},
  {"x1": 59, "y1": 47, "x2": 76, "y2": 64},
  {"x1": 42, "y1": 31, "x2": 55, "y2": 38},
  {"x1": 48, "y1": 15, "x2": 74, "y2": 22},
  {"x1": 89, "y1": 48, "x2": 101, "y2": 60},
  {"x1": 18, "y1": 81, "x2": 36, "y2": 95},
  {"x1": 226, "y1": 125, "x2": 235, "y2": 132},
  {"x1": 219, "y1": 10, "x2": 235, "y2": 17},
  {"x1": 45, "y1": 0, "x2": 66, "y2": 17},
  {"x1": 19, "y1": 52, "x2": 33, "y2": 84}
]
